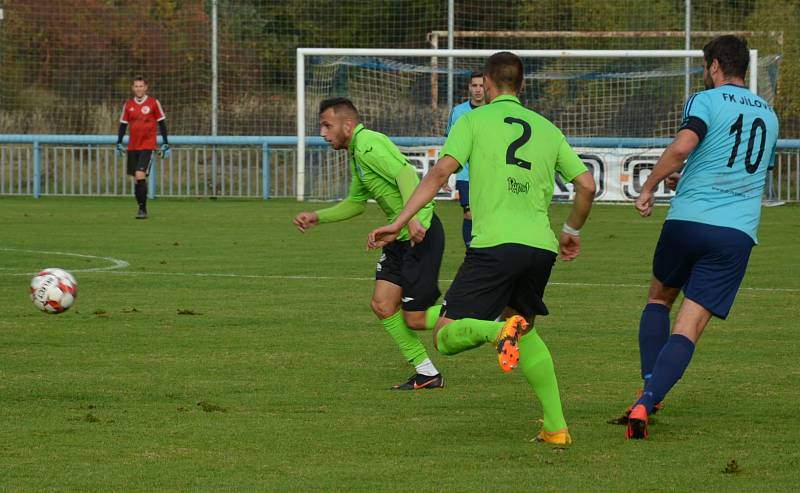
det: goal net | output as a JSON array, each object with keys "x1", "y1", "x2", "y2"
[{"x1": 297, "y1": 48, "x2": 774, "y2": 201}]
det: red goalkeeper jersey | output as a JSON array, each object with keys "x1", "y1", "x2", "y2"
[{"x1": 120, "y1": 96, "x2": 165, "y2": 150}]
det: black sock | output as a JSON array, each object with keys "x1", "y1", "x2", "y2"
[{"x1": 135, "y1": 180, "x2": 147, "y2": 208}]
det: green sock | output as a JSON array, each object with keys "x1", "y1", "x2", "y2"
[
  {"x1": 381, "y1": 311, "x2": 428, "y2": 366},
  {"x1": 436, "y1": 318, "x2": 503, "y2": 356},
  {"x1": 424, "y1": 305, "x2": 442, "y2": 330},
  {"x1": 519, "y1": 329, "x2": 568, "y2": 432}
]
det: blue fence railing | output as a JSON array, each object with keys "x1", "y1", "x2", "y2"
[{"x1": 1, "y1": 135, "x2": 799, "y2": 201}]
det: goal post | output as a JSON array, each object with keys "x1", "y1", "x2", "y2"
[{"x1": 296, "y1": 48, "x2": 759, "y2": 202}]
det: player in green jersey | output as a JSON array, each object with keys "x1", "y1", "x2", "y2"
[
  {"x1": 294, "y1": 98, "x2": 446, "y2": 390},
  {"x1": 369, "y1": 52, "x2": 596, "y2": 444}
]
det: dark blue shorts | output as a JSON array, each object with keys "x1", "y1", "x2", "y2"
[
  {"x1": 455, "y1": 180, "x2": 469, "y2": 212},
  {"x1": 653, "y1": 220, "x2": 754, "y2": 319}
]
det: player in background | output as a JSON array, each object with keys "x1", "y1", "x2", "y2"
[
  {"x1": 369, "y1": 52, "x2": 596, "y2": 444},
  {"x1": 116, "y1": 75, "x2": 170, "y2": 219},
  {"x1": 616, "y1": 35, "x2": 779, "y2": 440},
  {"x1": 445, "y1": 71, "x2": 485, "y2": 248},
  {"x1": 293, "y1": 98, "x2": 446, "y2": 390}
]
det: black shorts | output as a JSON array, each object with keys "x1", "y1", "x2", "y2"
[
  {"x1": 375, "y1": 214, "x2": 444, "y2": 311},
  {"x1": 127, "y1": 150, "x2": 154, "y2": 176},
  {"x1": 443, "y1": 243, "x2": 556, "y2": 320}
]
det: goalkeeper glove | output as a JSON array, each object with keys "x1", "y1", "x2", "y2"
[
  {"x1": 160, "y1": 144, "x2": 171, "y2": 159},
  {"x1": 116, "y1": 143, "x2": 125, "y2": 156}
]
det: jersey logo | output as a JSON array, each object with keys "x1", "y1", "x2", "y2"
[
  {"x1": 363, "y1": 147, "x2": 373, "y2": 154},
  {"x1": 507, "y1": 177, "x2": 530, "y2": 195},
  {"x1": 141, "y1": 106, "x2": 151, "y2": 114}
]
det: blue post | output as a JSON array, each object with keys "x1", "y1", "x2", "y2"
[
  {"x1": 33, "y1": 141, "x2": 41, "y2": 198},
  {"x1": 148, "y1": 158, "x2": 157, "y2": 199},
  {"x1": 262, "y1": 143, "x2": 270, "y2": 200}
]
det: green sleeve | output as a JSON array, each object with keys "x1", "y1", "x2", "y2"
[
  {"x1": 395, "y1": 164, "x2": 425, "y2": 220},
  {"x1": 315, "y1": 173, "x2": 369, "y2": 224},
  {"x1": 315, "y1": 198, "x2": 366, "y2": 224},
  {"x1": 555, "y1": 137, "x2": 588, "y2": 182},
  {"x1": 396, "y1": 164, "x2": 418, "y2": 204},
  {"x1": 439, "y1": 115, "x2": 471, "y2": 173}
]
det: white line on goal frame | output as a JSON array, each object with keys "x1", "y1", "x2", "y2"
[{"x1": 296, "y1": 48, "x2": 758, "y2": 202}]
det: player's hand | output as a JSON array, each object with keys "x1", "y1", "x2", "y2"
[
  {"x1": 441, "y1": 183, "x2": 453, "y2": 193},
  {"x1": 293, "y1": 211, "x2": 319, "y2": 233},
  {"x1": 407, "y1": 219, "x2": 427, "y2": 246},
  {"x1": 160, "y1": 144, "x2": 171, "y2": 159},
  {"x1": 115, "y1": 143, "x2": 125, "y2": 157},
  {"x1": 665, "y1": 172, "x2": 681, "y2": 190},
  {"x1": 635, "y1": 188, "x2": 655, "y2": 217},
  {"x1": 367, "y1": 223, "x2": 401, "y2": 250},
  {"x1": 558, "y1": 231, "x2": 581, "y2": 261}
]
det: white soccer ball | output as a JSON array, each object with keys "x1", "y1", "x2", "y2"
[{"x1": 30, "y1": 268, "x2": 78, "y2": 314}]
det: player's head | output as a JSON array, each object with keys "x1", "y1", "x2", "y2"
[
  {"x1": 468, "y1": 71, "x2": 485, "y2": 105},
  {"x1": 131, "y1": 75, "x2": 148, "y2": 99},
  {"x1": 483, "y1": 52, "x2": 523, "y2": 102},
  {"x1": 702, "y1": 35, "x2": 749, "y2": 89},
  {"x1": 319, "y1": 97, "x2": 360, "y2": 150}
]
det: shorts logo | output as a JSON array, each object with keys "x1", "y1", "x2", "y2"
[
  {"x1": 376, "y1": 253, "x2": 386, "y2": 272},
  {"x1": 141, "y1": 106, "x2": 151, "y2": 115},
  {"x1": 401, "y1": 297, "x2": 414, "y2": 303}
]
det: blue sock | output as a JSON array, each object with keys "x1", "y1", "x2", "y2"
[
  {"x1": 639, "y1": 303, "x2": 671, "y2": 385},
  {"x1": 462, "y1": 219, "x2": 472, "y2": 247},
  {"x1": 637, "y1": 334, "x2": 695, "y2": 413}
]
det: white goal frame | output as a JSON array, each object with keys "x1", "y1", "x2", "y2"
[{"x1": 296, "y1": 48, "x2": 758, "y2": 201}]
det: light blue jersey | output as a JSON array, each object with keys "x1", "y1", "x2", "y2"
[
  {"x1": 446, "y1": 100, "x2": 479, "y2": 182},
  {"x1": 667, "y1": 84, "x2": 779, "y2": 243}
]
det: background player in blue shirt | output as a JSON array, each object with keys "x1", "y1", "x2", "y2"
[
  {"x1": 617, "y1": 35, "x2": 780, "y2": 440},
  {"x1": 445, "y1": 71, "x2": 485, "y2": 247}
]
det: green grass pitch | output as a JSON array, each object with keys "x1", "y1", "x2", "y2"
[{"x1": 1, "y1": 196, "x2": 798, "y2": 491}]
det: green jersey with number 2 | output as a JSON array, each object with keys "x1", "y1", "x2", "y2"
[{"x1": 440, "y1": 94, "x2": 587, "y2": 252}]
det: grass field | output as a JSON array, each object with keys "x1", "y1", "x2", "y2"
[{"x1": 1, "y1": 196, "x2": 798, "y2": 492}]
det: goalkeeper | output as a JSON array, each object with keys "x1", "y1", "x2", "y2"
[
  {"x1": 293, "y1": 98, "x2": 446, "y2": 390},
  {"x1": 116, "y1": 75, "x2": 170, "y2": 220}
]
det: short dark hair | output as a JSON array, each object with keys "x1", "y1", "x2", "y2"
[
  {"x1": 484, "y1": 52, "x2": 523, "y2": 93},
  {"x1": 702, "y1": 35, "x2": 749, "y2": 80},
  {"x1": 133, "y1": 75, "x2": 147, "y2": 84},
  {"x1": 319, "y1": 97, "x2": 360, "y2": 119},
  {"x1": 470, "y1": 71, "x2": 484, "y2": 80}
]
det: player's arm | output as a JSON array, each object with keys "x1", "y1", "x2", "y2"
[
  {"x1": 444, "y1": 107, "x2": 456, "y2": 136},
  {"x1": 559, "y1": 171, "x2": 595, "y2": 261},
  {"x1": 369, "y1": 115, "x2": 470, "y2": 248},
  {"x1": 117, "y1": 122, "x2": 128, "y2": 145},
  {"x1": 155, "y1": 99, "x2": 170, "y2": 157},
  {"x1": 555, "y1": 138, "x2": 596, "y2": 261},
  {"x1": 293, "y1": 174, "x2": 367, "y2": 233},
  {"x1": 395, "y1": 164, "x2": 428, "y2": 244},
  {"x1": 158, "y1": 120, "x2": 169, "y2": 146},
  {"x1": 368, "y1": 155, "x2": 459, "y2": 248},
  {"x1": 635, "y1": 129, "x2": 699, "y2": 217},
  {"x1": 116, "y1": 103, "x2": 128, "y2": 155}
]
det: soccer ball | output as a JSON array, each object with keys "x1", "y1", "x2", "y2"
[{"x1": 30, "y1": 268, "x2": 78, "y2": 314}]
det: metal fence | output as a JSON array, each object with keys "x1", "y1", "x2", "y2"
[
  {"x1": 1, "y1": 135, "x2": 799, "y2": 202},
  {"x1": 0, "y1": 135, "x2": 343, "y2": 200}
]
